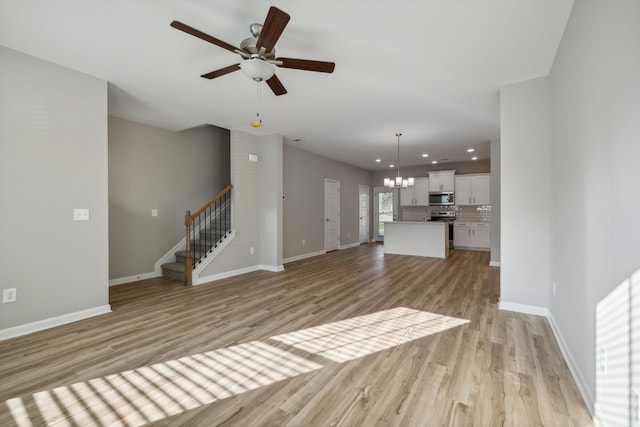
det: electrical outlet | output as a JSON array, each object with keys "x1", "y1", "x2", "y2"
[
  {"x1": 302, "y1": 239, "x2": 306, "y2": 246},
  {"x1": 73, "y1": 208, "x2": 90, "y2": 221},
  {"x1": 152, "y1": 209, "x2": 158, "y2": 217},
  {"x1": 599, "y1": 347, "x2": 607, "y2": 374},
  {"x1": 3, "y1": 288, "x2": 17, "y2": 303},
  {"x1": 347, "y1": 231, "x2": 350, "y2": 238},
  {"x1": 250, "y1": 247, "x2": 255, "y2": 255}
]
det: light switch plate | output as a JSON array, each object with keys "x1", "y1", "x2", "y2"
[{"x1": 3, "y1": 288, "x2": 17, "y2": 303}]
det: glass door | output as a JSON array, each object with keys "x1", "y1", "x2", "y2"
[{"x1": 374, "y1": 188, "x2": 396, "y2": 241}]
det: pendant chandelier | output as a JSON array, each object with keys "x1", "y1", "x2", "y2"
[{"x1": 384, "y1": 133, "x2": 414, "y2": 188}]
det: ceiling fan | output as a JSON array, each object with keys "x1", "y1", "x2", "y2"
[{"x1": 170, "y1": 6, "x2": 335, "y2": 96}]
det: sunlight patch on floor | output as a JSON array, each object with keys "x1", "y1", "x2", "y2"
[
  {"x1": 6, "y1": 341, "x2": 322, "y2": 427},
  {"x1": 270, "y1": 307, "x2": 469, "y2": 363},
  {"x1": 5, "y1": 307, "x2": 468, "y2": 426}
]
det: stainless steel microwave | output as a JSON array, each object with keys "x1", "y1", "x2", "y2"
[{"x1": 429, "y1": 192, "x2": 455, "y2": 206}]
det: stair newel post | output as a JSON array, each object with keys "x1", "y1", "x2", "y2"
[{"x1": 184, "y1": 210, "x2": 193, "y2": 286}]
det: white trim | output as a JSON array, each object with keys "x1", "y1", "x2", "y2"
[
  {"x1": 154, "y1": 238, "x2": 185, "y2": 275},
  {"x1": 489, "y1": 261, "x2": 501, "y2": 267},
  {"x1": 196, "y1": 264, "x2": 262, "y2": 285},
  {"x1": 283, "y1": 250, "x2": 326, "y2": 264},
  {"x1": 339, "y1": 242, "x2": 360, "y2": 250},
  {"x1": 260, "y1": 264, "x2": 285, "y2": 272},
  {"x1": 0, "y1": 305, "x2": 112, "y2": 341},
  {"x1": 153, "y1": 198, "x2": 232, "y2": 276},
  {"x1": 547, "y1": 313, "x2": 595, "y2": 417},
  {"x1": 498, "y1": 301, "x2": 549, "y2": 317},
  {"x1": 191, "y1": 230, "x2": 236, "y2": 284},
  {"x1": 109, "y1": 271, "x2": 159, "y2": 286},
  {"x1": 499, "y1": 301, "x2": 596, "y2": 421}
]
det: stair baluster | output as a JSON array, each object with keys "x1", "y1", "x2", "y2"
[{"x1": 177, "y1": 183, "x2": 232, "y2": 286}]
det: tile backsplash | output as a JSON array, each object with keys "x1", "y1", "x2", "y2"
[{"x1": 402, "y1": 205, "x2": 492, "y2": 223}]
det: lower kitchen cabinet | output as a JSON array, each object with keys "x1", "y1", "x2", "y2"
[{"x1": 453, "y1": 222, "x2": 490, "y2": 251}]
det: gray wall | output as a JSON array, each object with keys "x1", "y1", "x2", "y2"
[
  {"x1": 499, "y1": 0, "x2": 640, "y2": 417},
  {"x1": 0, "y1": 46, "x2": 109, "y2": 330},
  {"x1": 500, "y1": 76, "x2": 551, "y2": 310},
  {"x1": 548, "y1": 0, "x2": 639, "y2": 420},
  {"x1": 283, "y1": 144, "x2": 372, "y2": 260},
  {"x1": 198, "y1": 131, "x2": 283, "y2": 279},
  {"x1": 489, "y1": 139, "x2": 500, "y2": 264},
  {"x1": 108, "y1": 117, "x2": 230, "y2": 280}
]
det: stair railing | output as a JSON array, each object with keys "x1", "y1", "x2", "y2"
[{"x1": 184, "y1": 183, "x2": 232, "y2": 286}]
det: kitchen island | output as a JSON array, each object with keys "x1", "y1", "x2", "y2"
[{"x1": 383, "y1": 221, "x2": 449, "y2": 258}]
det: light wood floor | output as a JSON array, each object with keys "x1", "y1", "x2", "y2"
[{"x1": 0, "y1": 244, "x2": 592, "y2": 426}]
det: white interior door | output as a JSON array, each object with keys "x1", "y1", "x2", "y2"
[
  {"x1": 325, "y1": 179, "x2": 340, "y2": 251},
  {"x1": 359, "y1": 185, "x2": 370, "y2": 244}
]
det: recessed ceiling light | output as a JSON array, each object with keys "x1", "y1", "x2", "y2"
[
  {"x1": 431, "y1": 160, "x2": 438, "y2": 164},
  {"x1": 467, "y1": 148, "x2": 475, "y2": 153},
  {"x1": 389, "y1": 164, "x2": 395, "y2": 168},
  {"x1": 471, "y1": 156, "x2": 478, "y2": 160},
  {"x1": 375, "y1": 158, "x2": 381, "y2": 163},
  {"x1": 421, "y1": 153, "x2": 429, "y2": 158}
]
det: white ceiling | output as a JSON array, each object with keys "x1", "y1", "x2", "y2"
[{"x1": 0, "y1": 0, "x2": 573, "y2": 171}]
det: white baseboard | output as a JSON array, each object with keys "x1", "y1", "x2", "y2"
[
  {"x1": 283, "y1": 250, "x2": 326, "y2": 264},
  {"x1": 498, "y1": 301, "x2": 549, "y2": 317},
  {"x1": 489, "y1": 261, "x2": 501, "y2": 267},
  {"x1": 260, "y1": 264, "x2": 285, "y2": 272},
  {"x1": 196, "y1": 264, "x2": 262, "y2": 285},
  {"x1": 499, "y1": 301, "x2": 595, "y2": 420},
  {"x1": 109, "y1": 271, "x2": 159, "y2": 286},
  {"x1": 339, "y1": 242, "x2": 360, "y2": 250},
  {"x1": 0, "y1": 305, "x2": 112, "y2": 341},
  {"x1": 547, "y1": 313, "x2": 595, "y2": 417}
]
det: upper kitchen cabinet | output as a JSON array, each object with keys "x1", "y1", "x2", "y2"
[
  {"x1": 455, "y1": 174, "x2": 490, "y2": 205},
  {"x1": 401, "y1": 177, "x2": 429, "y2": 206},
  {"x1": 428, "y1": 170, "x2": 455, "y2": 193}
]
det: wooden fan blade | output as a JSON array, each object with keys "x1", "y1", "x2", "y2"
[
  {"x1": 266, "y1": 74, "x2": 287, "y2": 96},
  {"x1": 276, "y1": 57, "x2": 335, "y2": 73},
  {"x1": 256, "y1": 7, "x2": 290, "y2": 53},
  {"x1": 201, "y1": 64, "x2": 241, "y2": 79},
  {"x1": 171, "y1": 21, "x2": 240, "y2": 53}
]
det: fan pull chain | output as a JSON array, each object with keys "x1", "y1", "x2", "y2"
[{"x1": 251, "y1": 82, "x2": 263, "y2": 128}]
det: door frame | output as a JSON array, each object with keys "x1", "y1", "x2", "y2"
[
  {"x1": 324, "y1": 178, "x2": 340, "y2": 252},
  {"x1": 373, "y1": 187, "x2": 398, "y2": 242},
  {"x1": 359, "y1": 185, "x2": 370, "y2": 244}
]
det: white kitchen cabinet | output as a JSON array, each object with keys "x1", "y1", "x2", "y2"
[
  {"x1": 401, "y1": 177, "x2": 429, "y2": 206},
  {"x1": 400, "y1": 186, "x2": 414, "y2": 206},
  {"x1": 472, "y1": 224, "x2": 490, "y2": 249},
  {"x1": 453, "y1": 223, "x2": 472, "y2": 247},
  {"x1": 453, "y1": 222, "x2": 490, "y2": 250},
  {"x1": 413, "y1": 178, "x2": 430, "y2": 205},
  {"x1": 454, "y1": 174, "x2": 490, "y2": 205},
  {"x1": 428, "y1": 170, "x2": 455, "y2": 193}
]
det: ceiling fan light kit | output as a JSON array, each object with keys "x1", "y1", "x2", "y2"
[
  {"x1": 240, "y1": 59, "x2": 276, "y2": 82},
  {"x1": 171, "y1": 6, "x2": 335, "y2": 96}
]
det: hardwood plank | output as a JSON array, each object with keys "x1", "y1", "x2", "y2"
[{"x1": 0, "y1": 245, "x2": 593, "y2": 426}]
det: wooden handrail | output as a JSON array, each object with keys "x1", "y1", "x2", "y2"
[
  {"x1": 190, "y1": 183, "x2": 233, "y2": 220},
  {"x1": 184, "y1": 183, "x2": 232, "y2": 286}
]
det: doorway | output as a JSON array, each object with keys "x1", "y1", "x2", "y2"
[
  {"x1": 324, "y1": 179, "x2": 340, "y2": 252},
  {"x1": 359, "y1": 185, "x2": 370, "y2": 244},
  {"x1": 374, "y1": 187, "x2": 397, "y2": 242}
]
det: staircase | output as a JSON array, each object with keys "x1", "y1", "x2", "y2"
[{"x1": 161, "y1": 184, "x2": 232, "y2": 284}]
